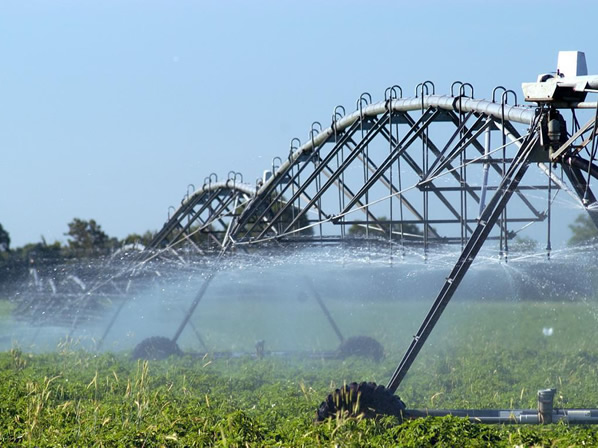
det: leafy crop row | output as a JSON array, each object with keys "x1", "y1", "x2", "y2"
[{"x1": 2, "y1": 301, "x2": 598, "y2": 446}]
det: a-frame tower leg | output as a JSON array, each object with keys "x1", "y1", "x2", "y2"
[{"x1": 387, "y1": 118, "x2": 542, "y2": 394}]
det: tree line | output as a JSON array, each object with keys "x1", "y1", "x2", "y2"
[
  {"x1": 0, "y1": 212, "x2": 596, "y2": 269},
  {"x1": 0, "y1": 218, "x2": 155, "y2": 291},
  {"x1": 0, "y1": 218, "x2": 155, "y2": 261}
]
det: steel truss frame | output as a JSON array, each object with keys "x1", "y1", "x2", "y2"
[
  {"x1": 144, "y1": 177, "x2": 256, "y2": 256},
  {"x1": 216, "y1": 94, "x2": 554, "y2": 254},
  {"x1": 50, "y1": 88, "x2": 598, "y2": 384},
  {"x1": 145, "y1": 91, "x2": 598, "y2": 398},
  {"x1": 387, "y1": 103, "x2": 598, "y2": 392},
  {"x1": 146, "y1": 94, "x2": 579, "y2": 256}
]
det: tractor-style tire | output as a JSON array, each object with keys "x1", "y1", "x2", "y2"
[
  {"x1": 316, "y1": 381, "x2": 406, "y2": 421},
  {"x1": 337, "y1": 336, "x2": 384, "y2": 362},
  {"x1": 131, "y1": 336, "x2": 183, "y2": 360}
]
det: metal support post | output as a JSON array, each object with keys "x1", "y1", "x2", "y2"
[
  {"x1": 386, "y1": 120, "x2": 540, "y2": 394},
  {"x1": 307, "y1": 280, "x2": 344, "y2": 344}
]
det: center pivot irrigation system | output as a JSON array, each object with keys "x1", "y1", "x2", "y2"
[{"x1": 24, "y1": 51, "x2": 598, "y2": 424}]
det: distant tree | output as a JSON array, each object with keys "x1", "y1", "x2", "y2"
[
  {"x1": 65, "y1": 218, "x2": 118, "y2": 254},
  {"x1": 122, "y1": 230, "x2": 156, "y2": 247},
  {"x1": 18, "y1": 239, "x2": 63, "y2": 263},
  {"x1": 0, "y1": 223, "x2": 10, "y2": 252},
  {"x1": 568, "y1": 213, "x2": 598, "y2": 246},
  {"x1": 0, "y1": 236, "x2": 63, "y2": 288}
]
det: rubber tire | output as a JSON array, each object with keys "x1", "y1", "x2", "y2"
[
  {"x1": 131, "y1": 336, "x2": 183, "y2": 360},
  {"x1": 316, "y1": 381, "x2": 406, "y2": 421},
  {"x1": 337, "y1": 336, "x2": 384, "y2": 362}
]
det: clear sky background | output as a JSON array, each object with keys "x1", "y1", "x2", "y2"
[{"x1": 1, "y1": 0, "x2": 597, "y2": 248}]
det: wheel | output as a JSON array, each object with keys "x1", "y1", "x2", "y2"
[
  {"x1": 337, "y1": 336, "x2": 384, "y2": 362},
  {"x1": 316, "y1": 381, "x2": 406, "y2": 421},
  {"x1": 131, "y1": 336, "x2": 183, "y2": 360}
]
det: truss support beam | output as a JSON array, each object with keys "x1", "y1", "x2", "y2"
[
  {"x1": 563, "y1": 158, "x2": 598, "y2": 229},
  {"x1": 338, "y1": 109, "x2": 439, "y2": 215},
  {"x1": 307, "y1": 279, "x2": 344, "y2": 344},
  {"x1": 386, "y1": 120, "x2": 541, "y2": 394},
  {"x1": 233, "y1": 120, "x2": 364, "y2": 241},
  {"x1": 172, "y1": 270, "x2": 217, "y2": 344},
  {"x1": 262, "y1": 112, "x2": 392, "y2": 240}
]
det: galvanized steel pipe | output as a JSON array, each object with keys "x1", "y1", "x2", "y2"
[{"x1": 260, "y1": 95, "x2": 536, "y2": 196}]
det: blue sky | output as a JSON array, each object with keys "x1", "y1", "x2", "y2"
[{"x1": 1, "y1": 0, "x2": 597, "y2": 248}]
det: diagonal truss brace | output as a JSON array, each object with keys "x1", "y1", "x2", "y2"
[
  {"x1": 338, "y1": 109, "x2": 474, "y2": 235},
  {"x1": 386, "y1": 115, "x2": 542, "y2": 394},
  {"x1": 258, "y1": 112, "x2": 393, "y2": 240},
  {"x1": 562, "y1": 158, "x2": 598, "y2": 228},
  {"x1": 232, "y1": 120, "x2": 363, "y2": 240}
]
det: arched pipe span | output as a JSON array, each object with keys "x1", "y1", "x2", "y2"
[
  {"x1": 170, "y1": 181, "x2": 255, "y2": 217},
  {"x1": 259, "y1": 95, "x2": 537, "y2": 196}
]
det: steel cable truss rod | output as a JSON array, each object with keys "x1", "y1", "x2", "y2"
[
  {"x1": 231, "y1": 136, "x2": 535, "y2": 247},
  {"x1": 256, "y1": 112, "x2": 393, "y2": 241},
  {"x1": 337, "y1": 111, "x2": 475, "y2": 236},
  {"x1": 462, "y1": 117, "x2": 546, "y2": 221},
  {"x1": 285, "y1": 179, "x2": 331, "y2": 223},
  {"x1": 144, "y1": 187, "x2": 228, "y2": 254},
  {"x1": 422, "y1": 113, "x2": 491, "y2": 182},
  {"x1": 352, "y1": 149, "x2": 442, "y2": 239},
  {"x1": 316, "y1": 153, "x2": 392, "y2": 238},
  {"x1": 423, "y1": 109, "x2": 480, "y2": 178},
  {"x1": 334, "y1": 108, "x2": 438, "y2": 217},
  {"x1": 550, "y1": 114, "x2": 597, "y2": 161},
  {"x1": 160, "y1": 189, "x2": 235, "y2": 251},
  {"x1": 232, "y1": 121, "x2": 363, "y2": 241},
  {"x1": 562, "y1": 158, "x2": 598, "y2": 228},
  {"x1": 259, "y1": 96, "x2": 535, "y2": 200},
  {"x1": 403, "y1": 110, "x2": 481, "y2": 204},
  {"x1": 241, "y1": 174, "x2": 378, "y2": 244},
  {"x1": 386, "y1": 120, "x2": 541, "y2": 394}
]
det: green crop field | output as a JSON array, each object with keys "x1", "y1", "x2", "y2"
[{"x1": 2, "y1": 299, "x2": 598, "y2": 446}]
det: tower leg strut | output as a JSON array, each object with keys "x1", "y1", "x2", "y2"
[{"x1": 386, "y1": 127, "x2": 540, "y2": 394}]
